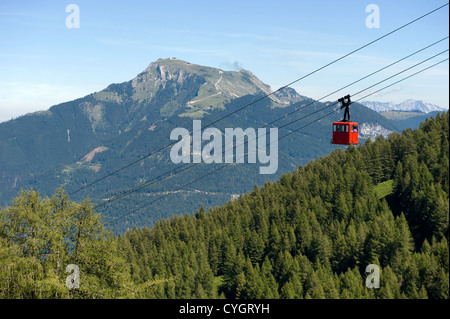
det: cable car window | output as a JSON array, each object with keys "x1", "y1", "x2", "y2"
[
  {"x1": 345, "y1": 125, "x2": 349, "y2": 132},
  {"x1": 333, "y1": 125, "x2": 337, "y2": 132},
  {"x1": 352, "y1": 125, "x2": 358, "y2": 132}
]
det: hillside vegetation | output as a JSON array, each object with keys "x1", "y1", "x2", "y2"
[{"x1": 0, "y1": 112, "x2": 448, "y2": 299}]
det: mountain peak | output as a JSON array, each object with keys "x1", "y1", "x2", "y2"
[
  {"x1": 126, "y1": 58, "x2": 298, "y2": 117},
  {"x1": 92, "y1": 58, "x2": 306, "y2": 119},
  {"x1": 144, "y1": 57, "x2": 195, "y2": 74}
]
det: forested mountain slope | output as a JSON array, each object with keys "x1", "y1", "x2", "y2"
[
  {"x1": 0, "y1": 112, "x2": 447, "y2": 299},
  {"x1": 117, "y1": 112, "x2": 448, "y2": 299}
]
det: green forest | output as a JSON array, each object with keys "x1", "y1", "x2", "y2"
[{"x1": 0, "y1": 112, "x2": 448, "y2": 299}]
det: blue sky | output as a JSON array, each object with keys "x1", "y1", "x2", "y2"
[{"x1": 0, "y1": 0, "x2": 448, "y2": 122}]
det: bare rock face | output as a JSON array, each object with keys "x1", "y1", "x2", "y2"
[
  {"x1": 273, "y1": 87, "x2": 307, "y2": 105},
  {"x1": 127, "y1": 58, "x2": 309, "y2": 115}
]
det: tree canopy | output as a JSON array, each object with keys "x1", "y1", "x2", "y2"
[{"x1": 1, "y1": 112, "x2": 448, "y2": 299}]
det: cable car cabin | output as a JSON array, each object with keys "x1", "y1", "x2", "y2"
[{"x1": 332, "y1": 122, "x2": 359, "y2": 145}]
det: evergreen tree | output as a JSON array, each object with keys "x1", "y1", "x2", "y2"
[{"x1": 1, "y1": 112, "x2": 448, "y2": 299}]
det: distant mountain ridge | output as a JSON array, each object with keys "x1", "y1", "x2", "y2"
[
  {"x1": 0, "y1": 58, "x2": 405, "y2": 233},
  {"x1": 360, "y1": 99, "x2": 446, "y2": 113}
]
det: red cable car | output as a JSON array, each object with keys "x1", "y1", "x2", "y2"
[
  {"x1": 331, "y1": 95, "x2": 359, "y2": 145},
  {"x1": 332, "y1": 121, "x2": 359, "y2": 145}
]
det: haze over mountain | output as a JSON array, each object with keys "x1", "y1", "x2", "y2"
[
  {"x1": 360, "y1": 99, "x2": 446, "y2": 113},
  {"x1": 0, "y1": 58, "x2": 404, "y2": 232}
]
